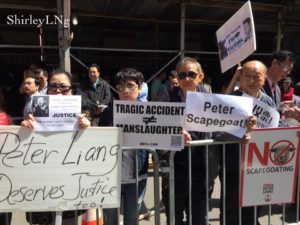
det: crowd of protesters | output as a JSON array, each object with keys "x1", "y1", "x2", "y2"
[{"x1": 0, "y1": 50, "x2": 300, "y2": 225}]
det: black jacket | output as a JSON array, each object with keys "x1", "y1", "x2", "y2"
[{"x1": 78, "y1": 79, "x2": 112, "y2": 117}]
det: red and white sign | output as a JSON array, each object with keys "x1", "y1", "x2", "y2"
[{"x1": 240, "y1": 127, "x2": 300, "y2": 206}]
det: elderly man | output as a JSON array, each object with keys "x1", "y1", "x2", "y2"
[
  {"x1": 221, "y1": 60, "x2": 276, "y2": 225},
  {"x1": 262, "y1": 50, "x2": 295, "y2": 108},
  {"x1": 78, "y1": 63, "x2": 112, "y2": 126},
  {"x1": 233, "y1": 60, "x2": 276, "y2": 106},
  {"x1": 160, "y1": 57, "x2": 217, "y2": 225}
]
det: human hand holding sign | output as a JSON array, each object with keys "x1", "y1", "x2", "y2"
[
  {"x1": 181, "y1": 129, "x2": 192, "y2": 144},
  {"x1": 241, "y1": 115, "x2": 256, "y2": 144}
]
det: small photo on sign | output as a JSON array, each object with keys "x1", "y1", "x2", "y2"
[{"x1": 32, "y1": 96, "x2": 49, "y2": 117}]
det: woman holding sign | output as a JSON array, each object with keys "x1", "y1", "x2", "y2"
[{"x1": 21, "y1": 71, "x2": 90, "y2": 225}]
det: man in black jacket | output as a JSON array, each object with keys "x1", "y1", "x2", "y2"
[{"x1": 78, "y1": 63, "x2": 112, "y2": 126}]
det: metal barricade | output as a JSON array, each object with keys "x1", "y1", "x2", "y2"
[
  {"x1": 5, "y1": 141, "x2": 300, "y2": 225},
  {"x1": 163, "y1": 139, "x2": 300, "y2": 225}
]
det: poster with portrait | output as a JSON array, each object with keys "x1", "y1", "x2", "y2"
[
  {"x1": 32, "y1": 95, "x2": 81, "y2": 131},
  {"x1": 216, "y1": 1, "x2": 256, "y2": 73}
]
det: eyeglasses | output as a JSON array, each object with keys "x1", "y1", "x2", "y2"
[
  {"x1": 116, "y1": 83, "x2": 138, "y2": 92},
  {"x1": 177, "y1": 71, "x2": 198, "y2": 80},
  {"x1": 48, "y1": 84, "x2": 71, "y2": 92},
  {"x1": 278, "y1": 62, "x2": 292, "y2": 73}
]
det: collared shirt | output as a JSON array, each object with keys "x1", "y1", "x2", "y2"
[{"x1": 39, "y1": 83, "x2": 48, "y2": 95}]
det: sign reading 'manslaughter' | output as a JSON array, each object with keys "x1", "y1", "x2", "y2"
[
  {"x1": 0, "y1": 126, "x2": 122, "y2": 212},
  {"x1": 114, "y1": 100, "x2": 185, "y2": 150}
]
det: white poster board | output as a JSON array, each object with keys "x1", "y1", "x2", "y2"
[
  {"x1": 113, "y1": 100, "x2": 185, "y2": 150},
  {"x1": 185, "y1": 92, "x2": 253, "y2": 138},
  {"x1": 241, "y1": 127, "x2": 300, "y2": 206},
  {"x1": 0, "y1": 126, "x2": 122, "y2": 212},
  {"x1": 216, "y1": 1, "x2": 256, "y2": 73},
  {"x1": 242, "y1": 93, "x2": 280, "y2": 128},
  {"x1": 32, "y1": 95, "x2": 82, "y2": 131}
]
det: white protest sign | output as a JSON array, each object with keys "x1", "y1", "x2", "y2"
[
  {"x1": 113, "y1": 100, "x2": 185, "y2": 150},
  {"x1": 293, "y1": 94, "x2": 300, "y2": 108},
  {"x1": 185, "y1": 92, "x2": 253, "y2": 138},
  {"x1": 241, "y1": 127, "x2": 300, "y2": 206},
  {"x1": 0, "y1": 126, "x2": 122, "y2": 212},
  {"x1": 32, "y1": 95, "x2": 81, "y2": 132},
  {"x1": 242, "y1": 93, "x2": 280, "y2": 128},
  {"x1": 216, "y1": 1, "x2": 256, "y2": 73}
]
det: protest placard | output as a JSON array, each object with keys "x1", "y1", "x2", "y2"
[
  {"x1": 242, "y1": 93, "x2": 280, "y2": 128},
  {"x1": 185, "y1": 92, "x2": 253, "y2": 138},
  {"x1": 241, "y1": 127, "x2": 300, "y2": 206},
  {"x1": 0, "y1": 126, "x2": 122, "y2": 211},
  {"x1": 113, "y1": 100, "x2": 185, "y2": 150},
  {"x1": 216, "y1": 1, "x2": 256, "y2": 73},
  {"x1": 32, "y1": 95, "x2": 81, "y2": 132}
]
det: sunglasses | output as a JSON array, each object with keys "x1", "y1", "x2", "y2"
[
  {"x1": 48, "y1": 84, "x2": 71, "y2": 92},
  {"x1": 178, "y1": 71, "x2": 198, "y2": 80}
]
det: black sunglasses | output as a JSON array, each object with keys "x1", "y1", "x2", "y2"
[
  {"x1": 48, "y1": 84, "x2": 71, "y2": 92},
  {"x1": 178, "y1": 71, "x2": 198, "y2": 80}
]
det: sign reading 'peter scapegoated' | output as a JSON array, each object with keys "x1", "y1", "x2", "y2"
[
  {"x1": 0, "y1": 126, "x2": 122, "y2": 212},
  {"x1": 216, "y1": 1, "x2": 256, "y2": 73},
  {"x1": 114, "y1": 101, "x2": 185, "y2": 150},
  {"x1": 243, "y1": 93, "x2": 280, "y2": 128},
  {"x1": 32, "y1": 95, "x2": 81, "y2": 131},
  {"x1": 241, "y1": 127, "x2": 300, "y2": 206},
  {"x1": 185, "y1": 92, "x2": 253, "y2": 138}
]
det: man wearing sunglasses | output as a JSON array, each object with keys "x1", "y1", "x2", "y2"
[
  {"x1": 262, "y1": 50, "x2": 295, "y2": 108},
  {"x1": 161, "y1": 57, "x2": 217, "y2": 225}
]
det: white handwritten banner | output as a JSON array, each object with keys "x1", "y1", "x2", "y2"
[
  {"x1": 241, "y1": 127, "x2": 300, "y2": 206},
  {"x1": 185, "y1": 92, "x2": 253, "y2": 138},
  {"x1": 113, "y1": 100, "x2": 185, "y2": 150},
  {"x1": 216, "y1": 1, "x2": 256, "y2": 73},
  {"x1": 0, "y1": 126, "x2": 122, "y2": 212},
  {"x1": 242, "y1": 93, "x2": 280, "y2": 128},
  {"x1": 32, "y1": 95, "x2": 81, "y2": 132}
]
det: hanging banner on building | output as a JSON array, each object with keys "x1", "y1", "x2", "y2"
[
  {"x1": 241, "y1": 127, "x2": 300, "y2": 207},
  {"x1": 242, "y1": 93, "x2": 280, "y2": 128},
  {"x1": 185, "y1": 92, "x2": 253, "y2": 138},
  {"x1": 113, "y1": 100, "x2": 185, "y2": 150},
  {"x1": 216, "y1": 1, "x2": 256, "y2": 73},
  {"x1": 32, "y1": 95, "x2": 82, "y2": 131},
  {"x1": 0, "y1": 126, "x2": 122, "y2": 212}
]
